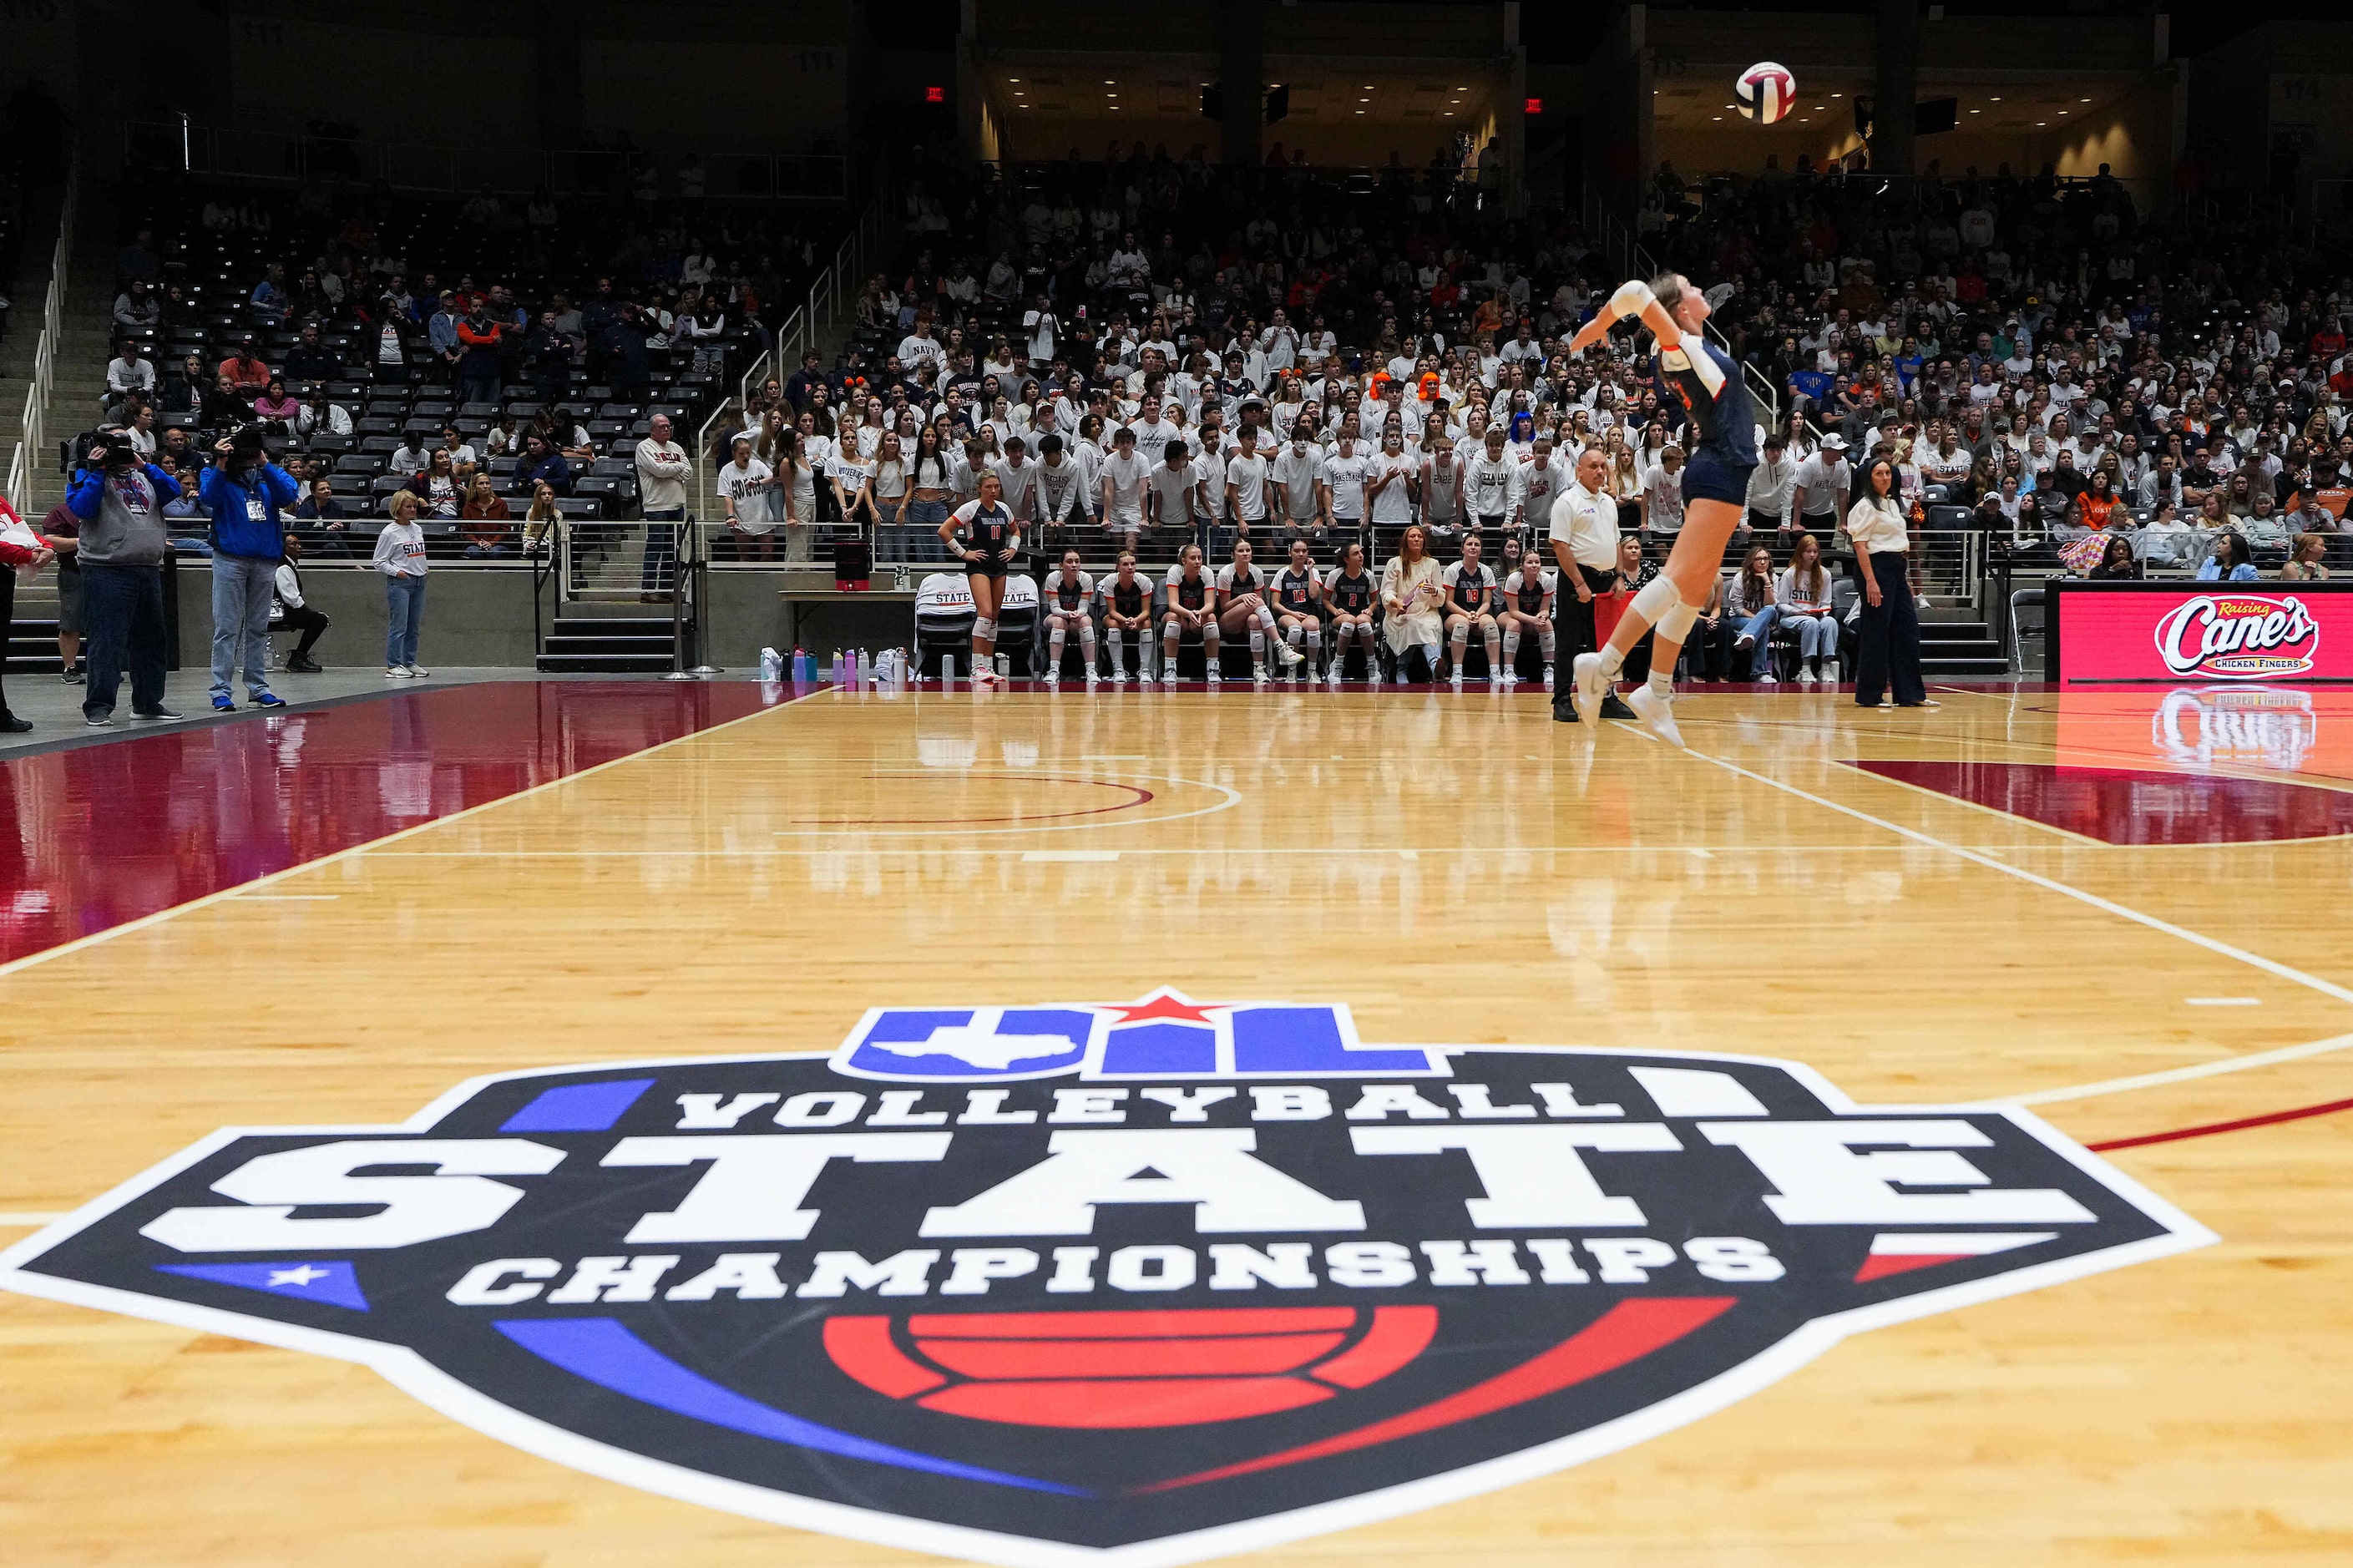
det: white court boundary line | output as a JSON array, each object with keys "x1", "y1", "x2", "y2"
[
  {"x1": 0, "y1": 689, "x2": 821, "y2": 985},
  {"x1": 1677, "y1": 741, "x2": 2353, "y2": 1107}
]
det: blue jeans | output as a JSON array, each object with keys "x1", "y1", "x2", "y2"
[
  {"x1": 384, "y1": 574, "x2": 426, "y2": 666},
  {"x1": 641, "y1": 507, "x2": 684, "y2": 592},
  {"x1": 1784, "y1": 610, "x2": 1839, "y2": 665},
  {"x1": 81, "y1": 561, "x2": 170, "y2": 720},
  {"x1": 210, "y1": 553, "x2": 278, "y2": 701},
  {"x1": 1734, "y1": 603, "x2": 1781, "y2": 677}
]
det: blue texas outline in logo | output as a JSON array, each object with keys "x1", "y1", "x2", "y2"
[{"x1": 0, "y1": 992, "x2": 2215, "y2": 1568}]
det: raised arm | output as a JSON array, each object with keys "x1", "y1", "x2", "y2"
[{"x1": 1566, "y1": 279, "x2": 1684, "y2": 357}]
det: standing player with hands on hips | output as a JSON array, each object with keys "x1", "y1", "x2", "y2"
[
  {"x1": 1566, "y1": 274, "x2": 1758, "y2": 745},
  {"x1": 940, "y1": 471, "x2": 1020, "y2": 685}
]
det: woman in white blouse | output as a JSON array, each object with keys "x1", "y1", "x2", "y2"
[
  {"x1": 1847, "y1": 456, "x2": 1933, "y2": 710},
  {"x1": 1379, "y1": 524, "x2": 1445, "y2": 682}
]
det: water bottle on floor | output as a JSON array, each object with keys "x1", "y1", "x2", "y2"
[{"x1": 760, "y1": 647, "x2": 782, "y2": 681}]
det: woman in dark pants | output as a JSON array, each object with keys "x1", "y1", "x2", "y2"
[{"x1": 1848, "y1": 456, "x2": 1932, "y2": 710}]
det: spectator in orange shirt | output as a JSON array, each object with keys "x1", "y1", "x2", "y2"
[{"x1": 216, "y1": 340, "x2": 272, "y2": 396}]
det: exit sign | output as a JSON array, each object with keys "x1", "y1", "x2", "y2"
[
  {"x1": 1525, "y1": 97, "x2": 1543, "y2": 115},
  {"x1": 924, "y1": 85, "x2": 946, "y2": 104}
]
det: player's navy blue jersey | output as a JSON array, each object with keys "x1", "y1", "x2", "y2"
[
  {"x1": 1654, "y1": 336, "x2": 1758, "y2": 472},
  {"x1": 1275, "y1": 568, "x2": 1318, "y2": 612},
  {"x1": 1328, "y1": 570, "x2": 1375, "y2": 615}
]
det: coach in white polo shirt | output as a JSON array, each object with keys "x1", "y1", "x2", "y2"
[{"x1": 1548, "y1": 446, "x2": 1634, "y2": 724}]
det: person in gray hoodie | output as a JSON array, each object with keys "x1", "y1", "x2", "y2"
[{"x1": 63, "y1": 433, "x2": 184, "y2": 726}]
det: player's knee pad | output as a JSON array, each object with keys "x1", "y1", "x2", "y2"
[
  {"x1": 1249, "y1": 629, "x2": 1266, "y2": 656},
  {"x1": 1303, "y1": 625, "x2": 1320, "y2": 650},
  {"x1": 1503, "y1": 626, "x2": 1521, "y2": 655},
  {"x1": 1629, "y1": 573, "x2": 1683, "y2": 630},
  {"x1": 1079, "y1": 623, "x2": 1096, "y2": 645},
  {"x1": 1450, "y1": 620, "x2": 1470, "y2": 645},
  {"x1": 1285, "y1": 622, "x2": 1303, "y2": 646},
  {"x1": 972, "y1": 616, "x2": 995, "y2": 643},
  {"x1": 1538, "y1": 625, "x2": 1556, "y2": 655},
  {"x1": 1657, "y1": 601, "x2": 1699, "y2": 642}
]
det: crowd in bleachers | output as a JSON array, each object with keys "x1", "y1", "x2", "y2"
[
  {"x1": 80, "y1": 174, "x2": 848, "y2": 567},
  {"x1": 744, "y1": 144, "x2": 2348, "y2": 611}
]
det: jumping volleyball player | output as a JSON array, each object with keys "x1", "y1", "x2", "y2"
[{"x1": 1566, "y1": 273, "x2": 1758, "y2": 744}]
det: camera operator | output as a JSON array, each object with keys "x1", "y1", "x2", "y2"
[
  {"x1": 63, "y1": 433, "x2": 183, "y2": 726},
  {"x1": 198, "y1": 427, "x2": 299, "y2": 711}
]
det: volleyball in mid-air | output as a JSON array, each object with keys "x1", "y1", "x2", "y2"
[{"x1": 1735, "y1": 61, "x2": 1796, "y2": 125}]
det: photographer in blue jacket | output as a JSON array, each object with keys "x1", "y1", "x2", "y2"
[{"x1": 199, "y1": 427, "x2": 299, "y2": 711}]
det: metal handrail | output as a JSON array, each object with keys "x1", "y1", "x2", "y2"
[{"x1": 6, "y1": 143, "x2": 78, "y2": 516}]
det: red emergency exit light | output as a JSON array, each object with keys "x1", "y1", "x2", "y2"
[
  {"x1": 925, "y1": 85, "x2": 946, "y2": 104},
  {"x1": 1525, "y1": 97, "x2": 1543, "y2": 115}
]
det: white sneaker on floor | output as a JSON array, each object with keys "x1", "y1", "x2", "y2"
[
  {"x1": 1758, "y1": 671, "x2": 1778, "y2": 685},
  {"x1": 385, "y1": 666, "x2": 407, "y2": 679},
  {"x1": 1543, "y1": 669, "x2": 1556, "y2": 690},
  {"x1": 1500, "y1": 670, "x2": 1518, "y2": 686},
  {"x1": 1570, "y1": 653, "x2": 1606, "y2": 726},
  {"x1": 1796, "y1": 668, "x2": 1816, "y2": 687},
  {"x1": 1111, "y1": 669, "x2": 1128, "y2": 684},
  {"x1": 1207, "y1": 669, "x2": 1222, "y2": 685},
  {"x1": 405, "y1": 665, "x2": 429, "y2": 679},
  {"x1": 1161, "y1": 667, "x2": 1177, "y2": 687},
  {"x1": 1277, "y1": 642, "x2": 1304, "y2": 669},
  {"x1": 1627, "y1": 685, "x2": 1685, "y2": 747}
]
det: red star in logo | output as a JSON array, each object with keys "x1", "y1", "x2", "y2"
[{"x1": 1102, "y1": 989, "x2": 1222, "y2": 1025}]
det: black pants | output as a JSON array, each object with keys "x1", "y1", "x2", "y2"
[
  {"x1": 1854, "y1": 550, "x2": 1926, "y2": 706},
  {"x1": 1552, "y1": 562, "x2": 1616, "y2": 708},
  {"x1": 81, "y1": 561, "x2": 170, "y2": 720},
  {"x1": 279, "y1": 604, "x2": 331, "y2": 660}
]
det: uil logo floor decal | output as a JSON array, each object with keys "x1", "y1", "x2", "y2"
[{"x1": 0, "y1": 992, "x2": 2213, "y2": 1566}]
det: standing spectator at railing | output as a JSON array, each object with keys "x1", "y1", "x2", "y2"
[{"x1": 635, "y1": 413, "x2": 691, "y2": 600}]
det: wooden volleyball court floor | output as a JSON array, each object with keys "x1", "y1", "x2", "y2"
[{"x1": 0, "y1": 676, "x2": 2348, "y2": 1565}]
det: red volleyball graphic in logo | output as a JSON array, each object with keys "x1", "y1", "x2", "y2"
[
  {"x1": 826, "y1": 1306, "x2": 1438, "y2": 1428},
  {"x1": 2153, "y1": 594, "x2": 2320, "y2": 680}
]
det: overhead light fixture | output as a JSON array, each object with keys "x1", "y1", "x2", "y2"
[
  {"x1": 1970, "y1": 109, "x2": 1980, "y2": 114},
  {"x1": 2081, "y1": 97, "x2": 2092, "y2": 103},
  {"x1": 1355, "y1": 109, "x2": 1366, "y2": 115},
  {"x1": 1103, "y1": 78, "x2": 1115, "y2": 85},
  {"x1": 1712, "y1": 116, "x2": 1722, "y2": 121},
  {"x1": 1990, "y1": 96, "x2": 2002, "y2": 102},
  {"x1": 1830, "y1": 93, "x2": 1843, "y2": 99}
]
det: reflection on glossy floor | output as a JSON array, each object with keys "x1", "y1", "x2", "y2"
[{"x1": 3, "y1": 680, "x2": 2350, "y2": 1565}]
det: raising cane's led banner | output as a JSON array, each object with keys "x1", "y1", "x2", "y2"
[{"x1": 2050, "y1": 582, "x2": 2353, "y2": 687}]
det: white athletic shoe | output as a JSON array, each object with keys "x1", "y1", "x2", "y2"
[
  {"x1": 1207, "y1": 668, "x2": 1222, "y2": 685},
  {"x1": 1276, "y1": 641, "x2": 1304, "y2": 669},
  {"x1": 1570, "y1": 652, "x2": 1606, "y2": 726},
  {"x1": 1627, "y1": 685, "x2": 1685, "y2": 747},
  {"x1": 1489, "y1": 674, "x2": 1505, "y2": 690},
  {"x1": 1500, "y1": 670, "x2": 1518, "y2": 687},
  {"x1": 1543, "y1": 668, "x2": 1556, "y2": 691},
  {"x1": 1252, "y1": 663, "x2": 1268, "y2": 684},
  {"x1": 1111, "y1": 668, "x2": 1128, "y2": 685},
  {"x1": 1758, "y1": 670, "x2": 1778, "y2": 685},
  {"x1": 1161, "y1": 666, "x2": 1178, "y2": 687},
  {"x1": 1796, "y1": 668, "x2": 1815, "y2": 687},
  {"x1": 1328, "y1": 667, "x2": 1343, "y2": 688},
  {"x1": 1449, "y1": 670, "x2": 1464, "y2": 687}
]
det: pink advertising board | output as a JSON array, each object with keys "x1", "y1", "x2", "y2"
[{"x1": 2050, "y1": 582, "x2": 2353, "y2": 686}]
